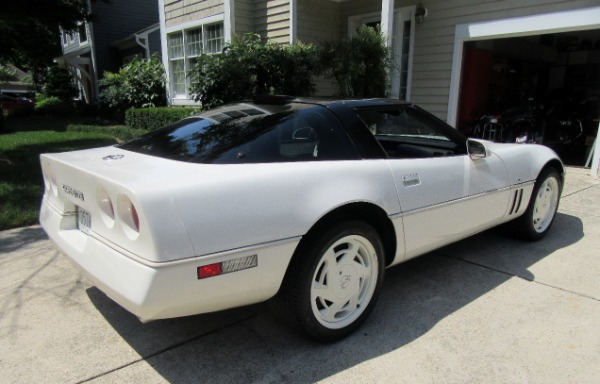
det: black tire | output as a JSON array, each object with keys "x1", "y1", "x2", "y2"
[
  {"x1": 274, "y1": 221, "x2": 385, "y2": 341},
  {"x1": 509, "y1": 167, "x2": 562, "y2": 241}
]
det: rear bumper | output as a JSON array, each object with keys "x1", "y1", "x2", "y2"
[{"x1": 39, "y1": 197, "x2": 298, "y2": 321}]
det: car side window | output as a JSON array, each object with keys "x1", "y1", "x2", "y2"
[{"x1": 355, "y1": 107, "x2": 462, "y2": 159}]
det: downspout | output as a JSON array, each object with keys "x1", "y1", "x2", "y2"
[{"x1": 289, "y1": 0, "x2": 297, "y2": 44}]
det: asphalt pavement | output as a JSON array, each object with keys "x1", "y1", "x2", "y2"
[{"x1": 1, "y1": 167, "x2": 599, "y2": 384}]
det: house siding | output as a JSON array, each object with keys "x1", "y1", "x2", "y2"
[
  {"x1": 235, "y1": 0, "x2": 256, "y2": 36},
  {"x1": 254, "y1": 0, "x2": 291, "y2": 43},
  {"x1": 90, "y1": 0, "x2": 159, "y2": 76},
  {"x1": 408, "y1": 0, "x2": 600, "y2": 119},
  {"x1": 164, "y1": 0, "x2": 225, "y2": 28},
  {"x1": 297, "y1": 0, "x2": 342, "y2": 43}
]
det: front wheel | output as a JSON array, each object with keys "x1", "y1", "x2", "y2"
[
  {"x1": 510, "y1": 167, "x2": 562, "y2": 240},
  {"x1": 275, "y1": 221, "x2": 385, "y2": 341}
]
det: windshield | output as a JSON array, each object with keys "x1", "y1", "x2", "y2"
[{"x1": 119, "y1": 104, "x2": 359, "y2": 164}]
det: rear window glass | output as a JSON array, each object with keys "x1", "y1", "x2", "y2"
[{"x1": 119, "y1": 104, "x2": 359, "y2": 164}]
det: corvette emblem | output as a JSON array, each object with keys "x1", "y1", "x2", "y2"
[
  {"x1": 340, "y1": 275, "x2": 351, "y2": 289},
  {"x1": 102, "y1": 154, "x2": 124, "y2": 161}
]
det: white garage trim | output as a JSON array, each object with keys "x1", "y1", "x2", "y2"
[{"x1": 448, "y1": 6, "x2": 600, "y2": 127}]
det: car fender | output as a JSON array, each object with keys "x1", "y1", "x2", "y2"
[{"x1": 169, "y1": 160, "x2": 401, "y2": 261}]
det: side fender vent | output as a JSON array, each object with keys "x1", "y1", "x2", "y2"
[{"x1": 509, "y1": 188, "x2": 523, "y2": 215}]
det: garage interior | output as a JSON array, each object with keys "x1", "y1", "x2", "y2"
[{"x1": 458, "y1": 29, "x2": 600, "y2": 166}]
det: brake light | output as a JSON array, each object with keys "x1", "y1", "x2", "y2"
[
  {"x1": 117, "y1": 194, "x2": 140, "y2": 238},
  {"x1": 131, "y1": 204, "x2": 140, "y2": 231},
  {"x1": 96, "y1": 186, "x2": 115, "y2": 227},
  {"x1": 197, "y1": 263, "x2": 222, "y2": 279},
  {"x1": 197, "y1": 255, "x2": 258, "y2": 279}
]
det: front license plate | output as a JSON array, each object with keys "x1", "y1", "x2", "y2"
[{"x1": 77, "y1": 207, "x2": 92, "y2": 234}]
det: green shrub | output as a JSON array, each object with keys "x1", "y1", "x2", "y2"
[
  {"x1": 0, "y1": 65, "x2": 18, "y2": 82},
  {"x1": 34, "y1": 95, "x2": 73, "y2": 116},
  {"x1": 45, "y1": 65, "x2": 79, "y2": 101},
  {"x1": 66, "y1": 124, "x2": 146, "y2": 142},
  {"x1": 189, "y1": 33, "x2": 321, "y2": 108},
  {"x1": 99, "y1": 55, "x2": 167, "y2": 121},
  {"x1": 125, "y1": 107, "x2": 202, "y2": 131},
  {"x1": 319, "y1": 26, "x2": 392, "y2": 97}
]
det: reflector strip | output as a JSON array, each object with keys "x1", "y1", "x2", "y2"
[{"x1": 197, "y1": 255, "x2": 258, "y2": 279}]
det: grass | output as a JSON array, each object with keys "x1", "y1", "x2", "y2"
[{"x1": 0, "y1": 115, "x2": 141, "y2": 230}]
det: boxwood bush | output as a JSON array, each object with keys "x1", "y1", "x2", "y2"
[
  {"x1": 125, "y1": 107, "x2": 202, "y2": 131},
  {"x1": 34, "y1": 95, "x2": 73, "y2": 116}
]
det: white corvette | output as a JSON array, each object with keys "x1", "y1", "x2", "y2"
[{"x1": 40, "y1": 97, "x2": 563, "y2": 341}]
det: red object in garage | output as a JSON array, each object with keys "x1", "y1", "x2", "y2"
[{"x1": 458, "y1": 48, "x2": 493, "y2": 133}]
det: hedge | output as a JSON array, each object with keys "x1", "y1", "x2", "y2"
[
  {"x1": 125, "y1": 107, "x2": 202, "y2": 131},
  {"x1": 66, "y1": 124, "x2": 147, "y2": 142}
]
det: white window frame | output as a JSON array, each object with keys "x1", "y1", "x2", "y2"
[
  {"x1": 77, "y1": 22, "x2": 89, "y2": 46},
  {"x1": 163, "y1": 15, "x2": 226, "y2": 105}
]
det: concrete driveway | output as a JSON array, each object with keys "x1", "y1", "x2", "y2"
[{"x1": 1, "y1": 167, "x2": 599, "y2": 384}]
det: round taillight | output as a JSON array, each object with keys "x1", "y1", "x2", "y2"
[
  {"x1": 96, "y1": 186, "x2": 115, "y2": 228},
  {"x1": 117, "y1": 194, "x2": 140, "y2": 239},
  {"x1": 42, "y1": 163, "x2": 58, "y2": 196}
]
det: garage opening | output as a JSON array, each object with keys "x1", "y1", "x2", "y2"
[{"x1": 458, "y1": 29, "x2": 600, "y2": 166}]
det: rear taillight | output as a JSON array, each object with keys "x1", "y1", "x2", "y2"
[
  {"x1": 131, "y1": 204, "x2": 140, "y2": 231},
  {"x1": 96, "y1": 186, "x2": 115, "y2": 227},
  {"x1": 117, "y1": 194, "x2": 140, "y2": 239},
  {"x1": 41, "y1": 163, "x2": 58, "y2": 197}
]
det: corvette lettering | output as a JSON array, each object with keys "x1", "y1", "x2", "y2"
[{"x1": 62, "y1": 184, "x2": 85, "y2": 201}]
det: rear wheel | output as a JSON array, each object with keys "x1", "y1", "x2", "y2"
[
  {"x1": 276, "y1": 221, "x2": 385, "y2": 341},
  {"x1": 510, "y1": 167, "x2": 562, "y2": 240}
]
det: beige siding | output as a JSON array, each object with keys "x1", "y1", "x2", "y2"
[
  {"x1": 235, "y1": 0, "x2": 255, "y2": 36},
  {"x1": 297, "y1": 0, "x2": 342, "y2": 43},
  {"x1": 254, "y1": 0, "x2": 291, "y2": 43},
  {"x1": 297, "y1": 0, "x2": 344, "y2": 96},
  {"x1": 165, "y1": 0, "x2": 225, "y2": 28},
  {"x1": 409, "y1": 0, "x2": 600, "y2": 118}
]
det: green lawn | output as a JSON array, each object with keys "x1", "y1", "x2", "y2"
[{"x1": 0, "y1": 118, "x2": 119, "y2": 230}]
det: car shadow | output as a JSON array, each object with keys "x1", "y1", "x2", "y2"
[{"x1": 87, "y1": 212, "x2": 583, "y2": 383}]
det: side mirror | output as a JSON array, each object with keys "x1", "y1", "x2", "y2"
[{"x1": 467, "y1": 139, "x2": 488, "y2": 159}]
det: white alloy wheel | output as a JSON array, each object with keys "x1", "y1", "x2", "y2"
[
  {"x1": 310, "y1": 234, "x2": 379, "y2": 329},
  {"x1": 508, "y1": 167, "x2": 562, "y2": 241},
  {"x1": 532, "y1": 176, "x2": 560, "y2": 233},
  {"x1": 275, "y1": 221, "x2": 385, "y2": 341}
]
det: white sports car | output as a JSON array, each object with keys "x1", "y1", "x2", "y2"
[{"x1": 40, "y1": 97, "x2": 563, "y2": 341}]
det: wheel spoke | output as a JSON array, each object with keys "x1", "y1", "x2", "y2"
[
  {"x1": 337, "y1": 242, "x2": 360, "y2": 266},
  {"x1": 312, "y1": 280, "x2": 337, "y2": 303},
  {"x1": 320, "y1": 300, "x2": 344, "y2": 322}
]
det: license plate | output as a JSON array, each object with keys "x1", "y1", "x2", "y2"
[{"x1": 77, "y1": 207, "x2": 92, "y2": 234}]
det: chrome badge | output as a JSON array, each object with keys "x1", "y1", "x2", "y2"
[{"x1": 102, "y1": 154, "x2": 124, "y2": 161}]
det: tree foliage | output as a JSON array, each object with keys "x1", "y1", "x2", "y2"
[
  {"x1": 99, "y1": 55, "x2": 167, "y2": 120},
  {"x1": 0, "y1": 65, "x2": 18, "y2": 82},
  {"x1": 319, "y1": 26, "x2": 392, "y2": 98},
  {"x1": 44, "y1": 65, "x2": 78, "y2": 101},
  {"x1": 0, "y1": 0, "x2": 92, "y2": 85},
  {"x1": 189, "y1": 34, "x2": 321, "y2": 108}
]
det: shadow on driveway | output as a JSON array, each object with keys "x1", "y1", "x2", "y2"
[{"x1": 87, "y1": 212, "x2": 583, "y2": 383}]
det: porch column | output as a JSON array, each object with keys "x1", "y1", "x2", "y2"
[{"x1": 380, "y1": 0, "x2": 394, "y2": 47}]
